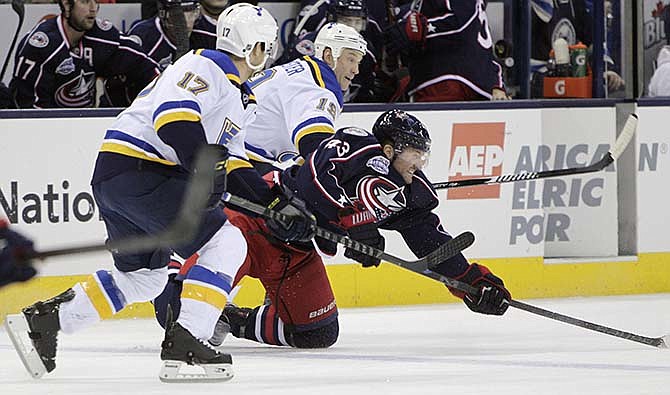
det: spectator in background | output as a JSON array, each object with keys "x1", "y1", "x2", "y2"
[
  {"x1": 190, "y1": 0, "x2": 256, "y2": 50},
  {"x1": 10, "y1": 0, "x2": 160, "y2": 108},
  {"x1": 278, "y1": 0, "x2": 387, "y2": 103},
  {"x1": 648, "y1": 45, "x2": 670, "y2": 97},
  {"x1": 384, "y1": 0, "x2": 507, "y2": 102}
]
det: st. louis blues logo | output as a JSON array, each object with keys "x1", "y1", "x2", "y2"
[{"x1": 356, "y1": 176, "x2": 406, "y2": 221}]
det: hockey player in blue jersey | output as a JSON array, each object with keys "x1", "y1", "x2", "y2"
[
  {"x1": 104, "y1": 0, "x2": 200, "y2": 106},
  {"x1": 384, "y1": 0, "x2": 508, "y2": 101},
  {"x1": 5, "y1": 3, "x2": 315, "y2": 382},
  {"x1": 127, "y1": 0, "x2": 201, "y2": 70},
  {"x1": 280, "y1": 109, "x2": 511, "y2": 312},
  {"x1": 10, "y1": 0, "x2": 161, "y2": 108}
]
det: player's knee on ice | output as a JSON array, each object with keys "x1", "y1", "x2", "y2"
[{"x1": 290, "y1": 320, "x2": 339, "y2": 348}]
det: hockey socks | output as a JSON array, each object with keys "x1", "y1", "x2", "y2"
[{"x1": 178, "y1": 265, "x2": 232, "y2": 340}]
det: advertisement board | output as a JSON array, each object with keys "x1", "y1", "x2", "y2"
[{"x1": 636, "y1": 106, "x2": 670, "y2": 253}]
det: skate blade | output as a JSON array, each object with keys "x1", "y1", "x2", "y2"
[
  {"x1": 3, "y1": 314, "x2": 48, "y2": 379},
  {"x1": 159, "y1": 360, "x2": 234, "y2": 383}
]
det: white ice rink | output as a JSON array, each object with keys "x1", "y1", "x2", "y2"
[{"x1": 2, "y1": 294, "x2": 670, "y2": 395}]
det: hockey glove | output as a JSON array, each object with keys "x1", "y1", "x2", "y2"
[
  {"x1": 0, "y1": 219, "x2": 37, "y2": 288},
  {"x1": 344, "y1": 223, "x2": 385, "y2": 268},
  {"x1": 448, "y1": 263, "x2": 511, "y2": 316},
  {"x1": 205, "y1": 144, "x2": 229, "y2": 211},
  {"x1": 265, "y1": 189, "x2": 317, "y2": 243},
  {"x1": 383, "y1": 11, "x2": 428, "y2": 56}
]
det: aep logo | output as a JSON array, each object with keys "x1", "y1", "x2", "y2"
[
  {"x1": 447, "y1": 122, "x2": 505, "y2": 199},
  {"x1": 554, "y1": 80, "x2": 566, "y2": 95}
]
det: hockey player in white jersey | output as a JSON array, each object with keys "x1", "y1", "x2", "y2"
[
  {"x1": 244, "y1": 22, "x2": 367, "y2": 171},
  {"x1": 5, "y1": 3, "x2": 315, "y2": 383}
]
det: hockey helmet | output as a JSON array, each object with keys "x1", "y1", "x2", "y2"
[
  {"x1": 314, "y1": 22, "x2": 367, "y2": 68},
  {"x1": 328, "y1": 0, "x2": 368, "y2": 32},
  {"x1": 216, "y1": 3, "x2": 279, "y2": 70},
  {"x1": 372, "y1": 110, "x2": 431, "y2": 153},
  {"x1": 158, "y1": 0, "x2": 200, "y2": 11}
]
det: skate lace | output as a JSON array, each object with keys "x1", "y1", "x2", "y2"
[{"x1": 198, "y1": 336, "x2": 219, "y2": 354}]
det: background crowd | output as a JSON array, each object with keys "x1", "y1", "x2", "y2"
[{"x1": 2, "y1": 0, "x2": 669, "y2": 109}]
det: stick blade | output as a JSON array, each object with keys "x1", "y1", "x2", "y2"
[
  {"x1": 658, "y1": 335, "x2": 670, "y2": 349},
  {"x1": 424, "y1": 231, "x2": 475, "y2": 268},
  {"x1": 610, "y1": 113, "x2": 637, "y2": 160}
]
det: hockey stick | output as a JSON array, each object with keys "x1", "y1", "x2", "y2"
[
  {"x1": 221, "y1": 193, "x2": 475, "y2": 272},
  {"x1": 432, "y1": 113, "x2": 638, "y2": 190},
  {"x1": 383, "y1": 0, "x2": 422, "y2": 103},
  {"x1": 392, "y1": 259, "x2": 669, "y2": 349},
  {"x1": 0, "y1": 0, "x2": 25, "y2": 82},
  {"x1": 27, "y1": 146, "x2": 220, "y2": 260}
]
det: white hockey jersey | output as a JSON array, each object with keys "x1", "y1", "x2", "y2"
[
  {"x1": 100, "y1": 48, "x2": 255, "y2": 172},
  {"x1": 244, "y1": 56, "x2": 343, "y2": 165}
]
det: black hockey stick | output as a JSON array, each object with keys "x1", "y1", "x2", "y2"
[
  {"x1": 28, "y1": 146, "x2": 221, "y2": 260},
  {"x1": 432, "y1": 114, "x2": 638, "y2": 190},
  {"x1": 0, "y1": 0, "x2": 26, "y2": 82},
  {"x1": 395, "y1": 260, "x2": 669, "y2": 349},
  {"x1": 221, "y1": 193, "x2": 474, "y2": 272},
  {"x1": 224, "y1": 192, "x2": 668, "y2": 349}
]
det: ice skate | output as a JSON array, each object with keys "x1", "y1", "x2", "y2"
[
  {"x1": 159, "y1": 320, "x2": 234, "y2": 382},
  {"x1": 4, "y1": 288, "x2": 75, "y2": 379},
  {"x1": 209, "y1": 303, "x2": 253, "y2": 347}
]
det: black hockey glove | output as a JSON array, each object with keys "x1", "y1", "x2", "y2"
[
  {"x1": 383, "y1": 11, "x2": 428, "y2": 57},
  {"x1": 204, "y1": 144, "x2": 229, "y2": 211},
  {"x1": 265, "y1": 188, "x2": 317, "y2": 243},
  {"x1": 344, "y1": 224, "x2": 385, "y2": 268},
  {"x1": 0, "y1": 219, "x2": 37, "y2": 288},
  {"x1": 448, "y1": 263, "x2": 511, "y2": 316}
]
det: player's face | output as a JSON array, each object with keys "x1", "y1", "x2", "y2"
[
  {"x1": 338, "y1": 16, "x2": 366, "y2": 33},
  {"x1": 335, "y1": 48, "x2": 363, "y2": 91},
  {"x1": 69, "y1": 0, "x2": 98, "y2": 31},
  {"x1": 201, "y1": 0, "x2": 229, "y2": 15},
  {"x1": 163, "y1": 5, "x2": 201, "y2": 37},
  {"x1": 391, "y1": 146, "x2": 429, "y2": 184}
]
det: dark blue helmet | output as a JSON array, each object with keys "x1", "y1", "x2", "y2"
[
  {"x1": 372, "y1": 110, "x2": 431, "y2": 152},
  {"x1": 332, "y1": 0, "x2": 367, "y2": 18},
  {"x1": 158, "y1": 0, "x2": 200, "y2": 10},
  {"x1": 328, "y1": 0, "x2": 368, "y2": 32}
]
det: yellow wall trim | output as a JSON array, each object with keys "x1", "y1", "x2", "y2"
[{"x1": 2, "y1": 253, "x2": 669, "y2": 321}]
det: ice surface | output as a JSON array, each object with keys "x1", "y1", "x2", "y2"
[{"x1": 2, "y1": 294, "x2": 669, "y2": 395}]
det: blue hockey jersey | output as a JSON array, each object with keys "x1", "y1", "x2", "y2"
[
  {"x1": 127, "y1": 17, "x2": 178, "y2": 71},
  {"x1": 190, "y1": 14, "x2": 217, "y2": 50},
  {"x1": 281, "y1": 126, "x2": 469, "y2": 277},
  {"x1": 404, "y1": 0, "x2": 504, "y2": 99},
  {"x1": 11, "y1": 16, "x2": 160, "y2": 108}
]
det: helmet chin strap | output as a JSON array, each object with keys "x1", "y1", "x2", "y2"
[{"x1": 245, "y1": 53, "x2": 268, "y2": 71}]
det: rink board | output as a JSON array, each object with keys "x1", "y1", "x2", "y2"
[{"x1": 1, "y1": 102, "x2": 669, "y2": 319}]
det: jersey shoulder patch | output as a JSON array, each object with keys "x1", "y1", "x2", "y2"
[
  {"x1": 342, "y1": 127, "x2": 369, "y2": 136},
  {"x1": 96, "y1": 18, "x2": 114, "y2": 31},
  {"x1": 295, "y1": 38, "x2": 315, "y2": 56},
  {"x1": 28, "y1": 31, "x2": 49, "y2": 48},
  {"x1": 366, "y1": 155, "x2": 390, "y2": 175}
]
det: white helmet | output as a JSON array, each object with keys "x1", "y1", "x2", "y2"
[
  {"x1": 216, "y1": 3, "x2": 278, "y2": 70},
  {"x1": 314, "y1": 22, "x2": 367, "y2": 70}
]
